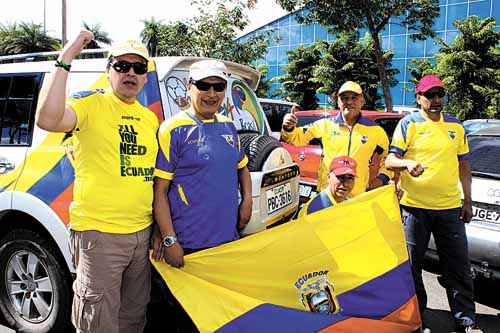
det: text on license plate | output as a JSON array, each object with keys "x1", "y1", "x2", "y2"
[
  {"x1": 266, "y1": 183, "x2": 293, "y2": 214},
  {"x1": 472, "y1": 206, "x2": 500, "y2": 224},
  {"x1": 299, "y1": 184, "x2": 312, "y2": 198}
]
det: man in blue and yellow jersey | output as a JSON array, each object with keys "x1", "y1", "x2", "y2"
[
  {"x1": 36, "y1": 30, "x2": 158, "y2": 332},
  {"x1": 152, "y1": 60, "x2": 252, "y2": 268},
  {"x1": 298, "y1": 156, "x2": 356, "y2": 217},
  {"x1": 386, "y1": 75, "x2": 481, "y2": 333},
  {"x1": 281, "y1": 81, "x2": 392, "y2": 197}
]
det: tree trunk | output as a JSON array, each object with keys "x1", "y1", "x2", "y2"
[
  {"x1": 371, "y1": 33, "x2": 393, "y2": 112},
  {"x1": 366, "y1": 12, "x2": 393, "y2": 113}
]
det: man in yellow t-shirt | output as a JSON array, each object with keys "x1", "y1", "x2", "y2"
[
  {"x1": 36, "y1": 30, "x2": 158, "y2": 332},
  {"x1": 281, "y1": 81, "x2": 392, "y2": 197},
  {"x1": 386, "y1": 75, "x2": 481, "y2": 333}
]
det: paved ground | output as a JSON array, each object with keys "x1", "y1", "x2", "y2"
[{"x1": 423, "y1": 269, "x2": 500, "y2": 332}]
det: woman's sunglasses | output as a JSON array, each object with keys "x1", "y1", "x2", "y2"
[
  {"x1": 422, "y1": 90, "x2": 445, "y2": 99},
  {"x1": 111, "y1": 60, "x2": 148, "y2": 75},
  {"x1": 191, "y1": 80, "x2": 227, "y2": 92}
]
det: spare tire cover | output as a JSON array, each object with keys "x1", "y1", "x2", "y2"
[{"x1": 239, "y1": 133, "x2": 282, "y2": 172}]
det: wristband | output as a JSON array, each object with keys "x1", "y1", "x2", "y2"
[{"x1": 55, "y1": 59, "x2": 71, "y2": 72}]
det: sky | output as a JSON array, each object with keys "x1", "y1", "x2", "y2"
[{"x1": 1, "y1": 0, "x2": 287, "y2": 44}]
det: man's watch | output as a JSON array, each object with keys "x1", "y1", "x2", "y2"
[{"x1": 162, "y1": 235, "x2": 177, "y2": 248}]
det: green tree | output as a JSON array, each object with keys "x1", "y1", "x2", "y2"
[
  {"x1": 410, "y1": 16, "x2": 500, "y2": 119},
  {"x1": 140, "y1": 17, "x2": 162, "y2": 57},
  {"x1": 255, "y1": 64, "x2": 272, "y2": 98},
  {"x1": 276, "y1": 44, "x2": 322, "y2": 110},
  {"x1": 82, "y1": 22, "x2": 112, "y2": 49},
  {"x1": 155, "y1": 0, "x2": 270, "y2": 66},
  {"x1": 0, "y1": 22, "x2": 60, "y2": 55},
  {"x1": 313, "y1": 32, "x2": 398, "y2": 110},
  {"x1": 276, "y1": 0, "x2": 440, "y2": 112}
]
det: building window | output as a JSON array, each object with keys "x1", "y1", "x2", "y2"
[
  {"x1": 302, "y1": 24, "x2": 314, "y2": 44},
  {"x1": 390, "y1": 35, "x2": 406, "y2": 58},
  {"x1": 447, "y1": 4, "x2": 468, "y2": 30},
  {"x1": 469, "y1": 0, "x2": 491, "y2": 17},
  {"x1": 433, "y1": 6, "x2": 447, "y2": 31},
  {"x1": 290, "y1": 25, "x2": 301, "y2": 45}
]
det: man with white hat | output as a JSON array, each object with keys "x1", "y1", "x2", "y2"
[
  {"x1": 37, "y1": 30, "x2": 158, "y2": 332},
  {"x1": 152, "y1": 59, "x2": 252, "y2": 268}
]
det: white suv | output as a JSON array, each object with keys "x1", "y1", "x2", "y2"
[{"x1": 0, "y1": 53, "x2": 299, "y2": 332}]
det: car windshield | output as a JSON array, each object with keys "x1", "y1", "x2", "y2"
[
  {"x1": 468, "y1": 135, "x2": 500, "y2": 178},
  {"x1": 261, "y1": 102, "x2": 293, "y2": 132}
]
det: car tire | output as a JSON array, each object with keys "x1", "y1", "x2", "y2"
[
  {"x1": 239, "y1": 134, "x2": 282, "y2": 172},
  {"x1": 0, "y1": 229, "x2": 72, "y2": 333}
]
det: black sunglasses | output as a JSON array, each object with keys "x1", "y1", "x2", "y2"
[
  {"x1": 422, "y1": 90, "x2": 445, "y2": 99},
  {"x1": 191, "y1": 80, "x2": 227, "y2": 92},
  {"x1": 111, "y1": 60, "x2": 148, "y2": 75}
]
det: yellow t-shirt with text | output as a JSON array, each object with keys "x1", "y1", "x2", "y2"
[{"x1": 66, "y1": 89, "x2": 159, "y2": 233}]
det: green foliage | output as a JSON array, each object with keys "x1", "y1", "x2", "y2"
[
  {"x1": 275, "y1": 44, "x2": 323, "y2": 110},
  {"x1": 276, "y1": 0, "x2": 440, "y2": 111},
  {"x1": 140, "y1": 17, "x2": 163, "y2": 57},
  {"x1": 313, "y1": 32, "x2": 398, "y2": 110},
  {"x1": 82, "y1": 22, "x2": 112, "y2": 49},
  {"x1": 147, "y1": 0, "x2": 270, "y2": 66},
  {"x1": 275, "y1": 32, "x2": 398, "y2": 110},
  {"x1": 0, "y1": 22, "x2": 60, "y2": 55},
  {"x1": 410, "y1": 16, "x2": 500, "y2": 119},
  {"x1": 255, "y1": 64, "x2": 272, "y2": 98}
]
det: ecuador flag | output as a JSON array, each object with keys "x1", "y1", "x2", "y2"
[{"x1": 152, "y1": 185, "x2": 421, "y2": 332}]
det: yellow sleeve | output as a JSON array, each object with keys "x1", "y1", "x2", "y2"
[
  {"x1": 389, "y1": 118, "x2": 410, "y2": 156},
  {"x1": 65, "y1": 90, "x2": 101, "y2": 132},
  {"x1": 376, "y1": 128, "x2": 393, "y2": 181},
  {"x1": 280, "y1": 119, "x2": 328, "y2": 146}
]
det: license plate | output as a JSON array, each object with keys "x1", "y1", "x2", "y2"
[
  {"x1": 472, "y1": 206, "x2": 500, "y2": 224},
  {"x1": 299, "y1": 184, "x2": 313, "y2": 198},
  {"x1": 266, "y1": 183, "x2": 293, "y2": 214}
]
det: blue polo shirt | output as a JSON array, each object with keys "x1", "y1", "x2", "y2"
[
  {"x1": 155, "y1": 110, "x2": 248, "y2": 249},
  {"x1": 298, "y1": 189, "x2": 340, "y2": 217}
]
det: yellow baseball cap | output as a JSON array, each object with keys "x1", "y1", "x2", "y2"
[
  {"x1": 338, "y1": 81, "x2": 363, "y2": 95},
  {"x1": 109, "y1": 40, "x2": 149, "y2": 62}
]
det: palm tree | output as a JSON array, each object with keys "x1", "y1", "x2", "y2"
[
  {"x1": 82, "y1": 22, "x2": 112, "y2": 49},
  {"x1": 140, "y1": 17, "x2": 162, "y2": 57},
  {"x1": 0, "y1": 22, "x2": 60, "y2": 55}
]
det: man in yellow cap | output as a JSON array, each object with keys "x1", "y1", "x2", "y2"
[
  {"x1": 37, "y1": 30, "x2": 158, "y2": 332},
  {"x1": 281, "y1": 81, "x2": 392, "y2": 197}
]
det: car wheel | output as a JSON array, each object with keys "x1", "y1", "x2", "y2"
[
  {"x1": 239, "y1": 134, "x2": 282, "y2": 172},
  {"x1": 0, "y1": 229, "x2": 72, "y2": 333}
]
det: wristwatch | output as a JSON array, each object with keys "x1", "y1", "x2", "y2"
[{"x1": 162, "y1": 235, "x2": 177, "y2": 248}]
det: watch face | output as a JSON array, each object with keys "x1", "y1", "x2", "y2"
[{"x1": 163, "y1": 236, "x2": 176, "y2": 247}]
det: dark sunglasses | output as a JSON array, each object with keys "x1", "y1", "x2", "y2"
[
  {"x1": 336, "y1": 174, "x2": 355, "y2": 183},
  {"x1": 111, "y1": 60, "x2": 148, "y2": 75},
  {"x1": 422, "y1": 90, "x2": 445, "y2": 99},
  {"x1": 191, "y1": 80, "x2": 227, "y2": 92}
]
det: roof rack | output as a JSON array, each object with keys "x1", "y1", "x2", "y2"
[{"x1": 0, "y1": 48, "x2": 110, "y2": 64}]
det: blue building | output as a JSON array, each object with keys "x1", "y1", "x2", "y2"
[{"x1": 240, "y1": 0, "x2": 500, "y2": 107}]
